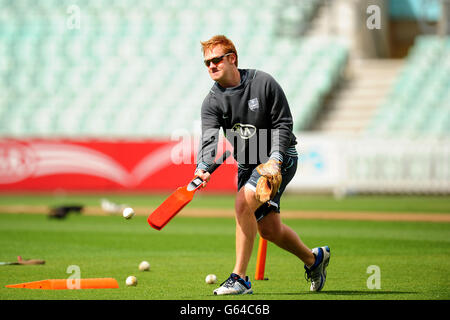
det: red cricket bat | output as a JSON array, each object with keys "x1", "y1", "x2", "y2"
[{"x1": 148, "y1": 151, "x2": 231, "y2": 230}]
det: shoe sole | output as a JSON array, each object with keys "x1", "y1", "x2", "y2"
[{"x1": 214, "y1": 288, "x2": 253, "y2": 295}]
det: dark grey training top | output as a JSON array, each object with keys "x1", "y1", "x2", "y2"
[{"x1": 197, "y1": 69, "x2": 297, "y2": 171}]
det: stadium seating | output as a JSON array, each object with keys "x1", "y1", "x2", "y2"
[
  {"x1": 0, "y1": 0, "x2": 348, "y2": 137},
  {"x1": 389, "y1": 0, "x2": 441, "y2": 21},
  {"x1": 366, "y1": 36, "x2": 450, "y2": 138}
]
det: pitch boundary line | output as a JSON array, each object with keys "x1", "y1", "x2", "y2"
[{"x1": 0, "y1": 205, "x2": 449, "y2": 222}]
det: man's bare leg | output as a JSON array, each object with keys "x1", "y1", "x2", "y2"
[
  {"x1": 258, "y1": 211, "x2": 315, "y2": 267},
  {"x1": 232, "y1": 186, "x2": 261, "y2": 278},
  {"x1": 232, "y1": 186, "x2": 316, "y2": 278}
]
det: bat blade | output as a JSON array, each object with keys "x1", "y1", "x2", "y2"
[
  {"x1": 147, "y1": 150, "x2": 231, "y2": 231},
  {"x1": 147, "y1": 186, "x2": 196, "y2": 230}
]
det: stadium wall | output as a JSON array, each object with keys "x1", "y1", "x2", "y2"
[
  {"x1": 289, "y1": 133, "x2": 450, "y2": 195},
  {"x1": 0, "y1": 138, "x2": 236, "y2": 192},
  {"x1": 0, "y1": 135, "x2": 448, "y2": 195}
]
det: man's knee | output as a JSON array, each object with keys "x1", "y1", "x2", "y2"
[
  {"x1": 258, "y1": 213, "x2": 281, "y2": 242},
  {"x1": 235, "y1": 186, "x2": 261, "y2": 215},
  {"x1": 258, "y1": 226, "x2": 280, "y2": 242},
  {"x1": 258, "y1": 227, "x2": 274, "y2": 241}
]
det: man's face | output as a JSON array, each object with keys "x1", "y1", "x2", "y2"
[{"x1": 203, "y1": 46, "x2": 233, "y2": 82}]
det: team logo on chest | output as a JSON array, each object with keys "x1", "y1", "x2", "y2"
[
  {"x1": 248, "y1": 98, "x2": 259, "y2": 111},
  {"x1": 231, "y1": 123, "x2": 257, "y2": 139}
]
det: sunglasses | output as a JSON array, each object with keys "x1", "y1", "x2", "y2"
[{"x1": 204, "y1": 52, "x2": 233, "y2": 67}]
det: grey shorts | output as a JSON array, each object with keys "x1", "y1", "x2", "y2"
[{"x1": 237, "y1": 155, "x2": 298, "y2": 221}]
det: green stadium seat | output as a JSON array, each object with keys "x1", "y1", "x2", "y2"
[
  {"x1": 366, "y1": 35, "x2": 450, "y2": 138},
  {"x1": 0, "y1": 0, "x2": 347, "y2": 137}
]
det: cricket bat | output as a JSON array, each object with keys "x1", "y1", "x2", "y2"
[
  {"x1": 148, "y1": 150, "x2": 231, "y2": 230},
  {"x1": 0, "y1": 256, "x2": 45, "y2": 265}
]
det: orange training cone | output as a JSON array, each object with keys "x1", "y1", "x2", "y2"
[
  {"x1": 255, "y1": 237, "x2": 268, "y2": 280},
  {"x1": 6, "y1": 278, "x2": 119, "y2": 289}
]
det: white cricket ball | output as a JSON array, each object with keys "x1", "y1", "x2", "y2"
[
  {"x1": 139, "y1": 261, "x2": 150, "y2": 271},
  {"x1": 122, "y1": 207, "x2": 135, "y2": 219},
  {"x1": 205, "y1": 274, "x2": 217, "y2": 284},
  {"x1": 125, "y1": 276, "x2": 137, "y2": 286}
]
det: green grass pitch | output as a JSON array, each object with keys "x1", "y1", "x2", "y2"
[
  {"x1": 1, "y1": 193, "x2": 450, "y2": 213},
  {"x1": 0, "y1": 193, "x2": 449, "y2": 301}
]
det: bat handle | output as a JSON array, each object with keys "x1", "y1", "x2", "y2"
[{"x1": 206, "y1": 150, "x2": 231, "y2": 174}]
